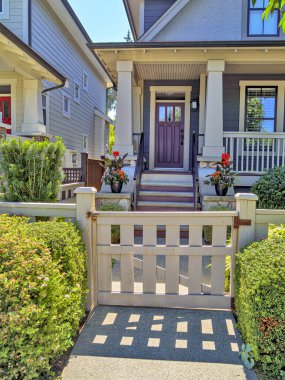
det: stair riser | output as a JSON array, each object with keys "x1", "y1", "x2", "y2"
[
  {"x1": 139, "y1": 185, "x2": 194, "y2": 192},
  {"x1": 141, "y1": 173, "x2": 193, "y2": 184},
  {"x1": 138, "y1": 196, "x2": 195, "y2": 202},
  {"x1": 136, "y1": 206, "x2": 196, "y2": 212}
]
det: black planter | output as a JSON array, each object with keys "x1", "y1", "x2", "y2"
[
  {"x1": 215, "y1": 183, "x2": 228, "y2": 196},
  {"x1": 110, "y1": 181, "x2": 123, "y2": 193}
]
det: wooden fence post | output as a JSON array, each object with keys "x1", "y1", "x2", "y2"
[
  {"x1": 235, "y1": 193, "x2": 258, "y2": 250},
  {"x1": 75, "y1": 187, "x2": 97, "y2": 312}
]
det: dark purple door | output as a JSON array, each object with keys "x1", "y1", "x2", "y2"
[{"x1": 155, "y1": 103, "x2": 184, "y2": 168}]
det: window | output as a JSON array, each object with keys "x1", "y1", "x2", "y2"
[
  {"x1": 83, "y1": 134, "x2": 88, "y2": 152},
  {"x1": 62, "y1": 93, "x2": 71, "y2": 118},
  {"x1": 248, "y1": 0, "x2": 279, "y2": 36},
  {"x1": 0, "y1": 0, "x2": 10, "y2": 19},
  {"x1": 42, "y1": 93, "x2": 48, "y2": 126},
  {"x1": 82, "y1": 70, "x2": 89, "y2": 92},
  {"x1": 245, "y1": 87, "x2": 277, "y2": 132},
  {"x1": 74, "y1": 81, "x2": 80, "y2": 103}
]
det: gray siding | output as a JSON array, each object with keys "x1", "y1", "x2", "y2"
[
  {"x1": 1, "y1": 0, "x2": 23, "y2": 39},
  {"x1": 31, "y1": 0, "x2": 106, "y2": 155},
  {"x1": 143, "y1": 80, "x2": 199, "y2": 169},
  {"x1": 224, "y1": 74, "x2": 285, "y2": 132},
  {"x1": 144, "y1": 0, "x2": 176, "y2": 32},
  {"x1": 151, "y1": 0, "x2": 285, "y2": 41}
]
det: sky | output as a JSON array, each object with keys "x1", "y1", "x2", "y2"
[{"x1": 68, "y1": 0, "x2": 131, "y2": 42}]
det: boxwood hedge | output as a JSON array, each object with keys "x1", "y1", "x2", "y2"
[
  {"x1": 234, "y1": 225, "x2": 285, "y2": 378},
  {"x1": 0, "y1": 215, "x2": 87, "y2": 379}
]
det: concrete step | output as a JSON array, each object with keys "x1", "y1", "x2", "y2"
[
  {"x1": 139, "y1": 190, "x2": 194, "y2": 197},
  {"x1": 138, "y1": 190, "x2": 194, "y2": 203},
  {"x1": 136, "y1": 206, "x2": 196, "y2": 211},
  {"x1": 140, "y1": 182, "x2": 194, "y2": 190}
]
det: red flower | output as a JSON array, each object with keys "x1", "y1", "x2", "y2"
[
  {"x1": 113, "y1": 151, "x2": 120, "y2": 157},
  {"x1": 222, "y1": 153, "x2": 230, "y2": 161}
]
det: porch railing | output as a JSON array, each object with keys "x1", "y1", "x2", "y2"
[
  {"x1": 63, "y1": 168, "x2": 82, "y2": 184},
  {"x1": 223, "y1": 132, "x2": 285, "y2": 173},
  {"x1": 133, "y1": 132, "x2": 144, "y2": 210}
]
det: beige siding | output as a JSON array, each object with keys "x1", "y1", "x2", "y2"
[
  {"x1": 31, "y1": 0, "x2": 107, "y2": 156},
  {"x1": 1, "y1": 0, "x2": 23, "y2": 39}
]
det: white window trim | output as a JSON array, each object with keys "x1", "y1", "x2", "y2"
[
  {"x1": 42, "y1": 93, "x2": 50, "y2": 131},
  {"x1": 62, "y1": 92, "x2": 71, "y2": 119},
  {"x1": 82, "y1": 70, "x2": 89, "y2": 92},
  {"x1": 82, "y1": 134, "x2": 88, "y2": 153},
  {"x1": 149, "y1": 86, "x2": 192, "y2": 171},
  {"x1": 239, "y1": 80, "x2": 285, "y2": 133},
  {"x1": 0, "y1": 0, "x2": 10, "y2": 20},
  {"x1": 74, "y1": 80, "x2": 81, "y2": 104}
]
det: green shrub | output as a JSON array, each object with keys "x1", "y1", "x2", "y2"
[
  {"x1": 252, "y1": 166, "x2": 285, "y2": 209},
  {"x1": 234, "y1": 225, "x2": 285, "y2": 378},
  {"x1": 0, "y1": 137, "x2": 65, "y2": 202},
  {"x1": 0, "y1": 216, "x2": 87, "y2": 379}
]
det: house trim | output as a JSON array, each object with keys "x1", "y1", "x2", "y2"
[
  {"x1": 139, "y1": 0, "x2": 191, "y2": 42},
  {"x1": 149, "y1": 85, "x2": 192, "y2": 171},
  {"x1": 0, "y1": 78, "x2": 17, "y2": 134},
  {"x1": 0, "y1": 0, "x2": 10, "y2": 20},
  {"x1": 239, "y1": 80, "x2": 285, "y2": 132}
]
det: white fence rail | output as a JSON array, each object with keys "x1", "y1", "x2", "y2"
[
  {"x1": 223, "y1": 132, "x2": 285, "y2": 173},
  {"x1": 0, "y1": 189, "x2": 285, "y2": 312}
]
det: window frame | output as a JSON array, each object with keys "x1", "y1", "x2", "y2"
[
  {"x1": 247, "y1": 0, "x2": 279, "y2": 37},
  {"x1": 245, "y1": 86, "x2": 278, "y2": 133},
  {"x1": 62, "y1": 92, "x2": 71, "y2": 119},
  {"x1": 0, "y1": 0, "x2": 10, "y2": 19},
  {"x1": 82, "y1": 70, "x2": 89, "y2": 92},
  {"x1": 74, "y1": 80, "x2": 81, "y2": 104}
]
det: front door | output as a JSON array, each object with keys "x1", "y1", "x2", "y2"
[
  {"x1": 0, "y1": 97, "x2": 11, "y2": 125},
  {"x1": 155, "y1": 103, "x2": 184, "y2": 168}
]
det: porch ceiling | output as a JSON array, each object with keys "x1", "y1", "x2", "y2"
[{"x1": 92, "y1": 45, "x2": 285, "y2": 85}]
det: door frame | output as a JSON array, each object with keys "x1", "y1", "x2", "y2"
[
  {"x1": 149, "y1": 86, "x2": 192, "y2": 171},
  {"x1": 0, "y1": 79, "x2": 17, "y2": 133}
]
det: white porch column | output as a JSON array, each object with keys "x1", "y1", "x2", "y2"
[
  {"x1": 203, "y1": 60, "x2": 225, "y2": 157},
  {"x1": 113, "y1": 61, "x2": 134, "y2": 156},
  {"x1": 133, "y1": 86, "x2": 142, "y2": 134},
  {"x1": 21, "y1": 79, "x2": 46, "y2": 134}
]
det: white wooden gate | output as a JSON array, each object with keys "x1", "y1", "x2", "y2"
[{"x1": 95, "y1": 211, "x2": 238, "y2": 310}]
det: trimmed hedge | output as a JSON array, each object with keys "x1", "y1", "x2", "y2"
[
  {"x1": 234, "y1": 225, "x2": 285, "y2": 378},
  {"x1": 0, "y1": 215, "x2": 87, "y2": 379},
  {"x1": 252, "y1": 166, "x2": 285, "y2": 209}
]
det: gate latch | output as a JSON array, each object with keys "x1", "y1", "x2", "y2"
[{"x1": 234, "y1": 216, "x2": 252, "y2": 229}]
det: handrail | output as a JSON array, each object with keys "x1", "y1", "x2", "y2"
[
  {"x1": 133, "y1": 133, "x2": 144, "y2": 210},
  {"x1": 191, "y1": 131, "x2": 199, "y2": 211},
  {"x1": 223, "y1": 131, "x2": 285, "y2": 138}
]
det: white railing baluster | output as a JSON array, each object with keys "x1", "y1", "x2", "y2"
[
  {"x1": 230, "y1": 137, "x2": 234, "y2": 165},
  {"x1": 246, "y1": 138, "x2": 249, "y2": 172},
  {"x1": 256, "y1": 138, "x2": 260, "y2": 172},
  {"x1": 251, "y1": 138, "x2": 254, "y2": 172},
  {"x1": 282, "y1": 139, "x2": 285, "y2": 166},
  {"x1": 241, "y1": 138, "x2": 244, "y2": 172},
  {"x1": 262, "y1": 139, "x2": 265, "y2": 172},
  {"x1": 236, "y1": 138, "x2": 239, "y2": 172},
  {"x1": 267, "y1": 139, "x2": 270, "y2": 171},
  {"x1": 225, "y1": 137, "x2": 229, "y2": 154},
  {"x1": 277, "y1": 139, "x2": 280, "y2": 168}
]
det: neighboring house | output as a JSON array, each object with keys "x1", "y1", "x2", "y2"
[
  {"x1": 0, "y1": 0, "x2": 113, "y2": 168},
  {"x1": 90, "y1": 0, "x2": 285, "y2": 209}
]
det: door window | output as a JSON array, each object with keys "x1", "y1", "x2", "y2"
[{"x1": 0, "y1": 97, "x2": 11, "y2": 125}]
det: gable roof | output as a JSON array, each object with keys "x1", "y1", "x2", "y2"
[
  {"x1": 123, "y1": 0, "x2": 141, "y2": 41},
  {"x1": 139, "y1": 0, "x2": 190, "y2": 41}
]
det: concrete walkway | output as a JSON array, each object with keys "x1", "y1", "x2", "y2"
[{"x1": 62, "y1": 306, "x2": 257, "y2": 380}]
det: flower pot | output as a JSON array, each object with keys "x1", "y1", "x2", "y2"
[
  {"x1": 215, "y1": 183, "x2": 228, "y2": 196},
  {"x1": 110, "y1": 181, "x2": 123, "y2": 193}
]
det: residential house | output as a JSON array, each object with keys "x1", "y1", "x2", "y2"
[
  {"x1": 91, "y1": 0, "x2": 285, "y2": 210},
  {"x1": 0, "y1": 0, "x2": 113, "y2": 169}
]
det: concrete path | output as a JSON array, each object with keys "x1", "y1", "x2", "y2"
[{"x1": 62, "y1": 306, "x2": 256, "y2": 380}]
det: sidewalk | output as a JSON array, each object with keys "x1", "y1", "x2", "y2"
[{"x1": 62, "y1": 306, "x2": 257, "y2": 380}]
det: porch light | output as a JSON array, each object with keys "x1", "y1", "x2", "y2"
[{"x1": 191, "y1": 99, "x2": 199, "y2": 111}]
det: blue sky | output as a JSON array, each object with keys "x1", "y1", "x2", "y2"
[{"x1": 68, "y1": 0, "x2": 131, "y2": 42}]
